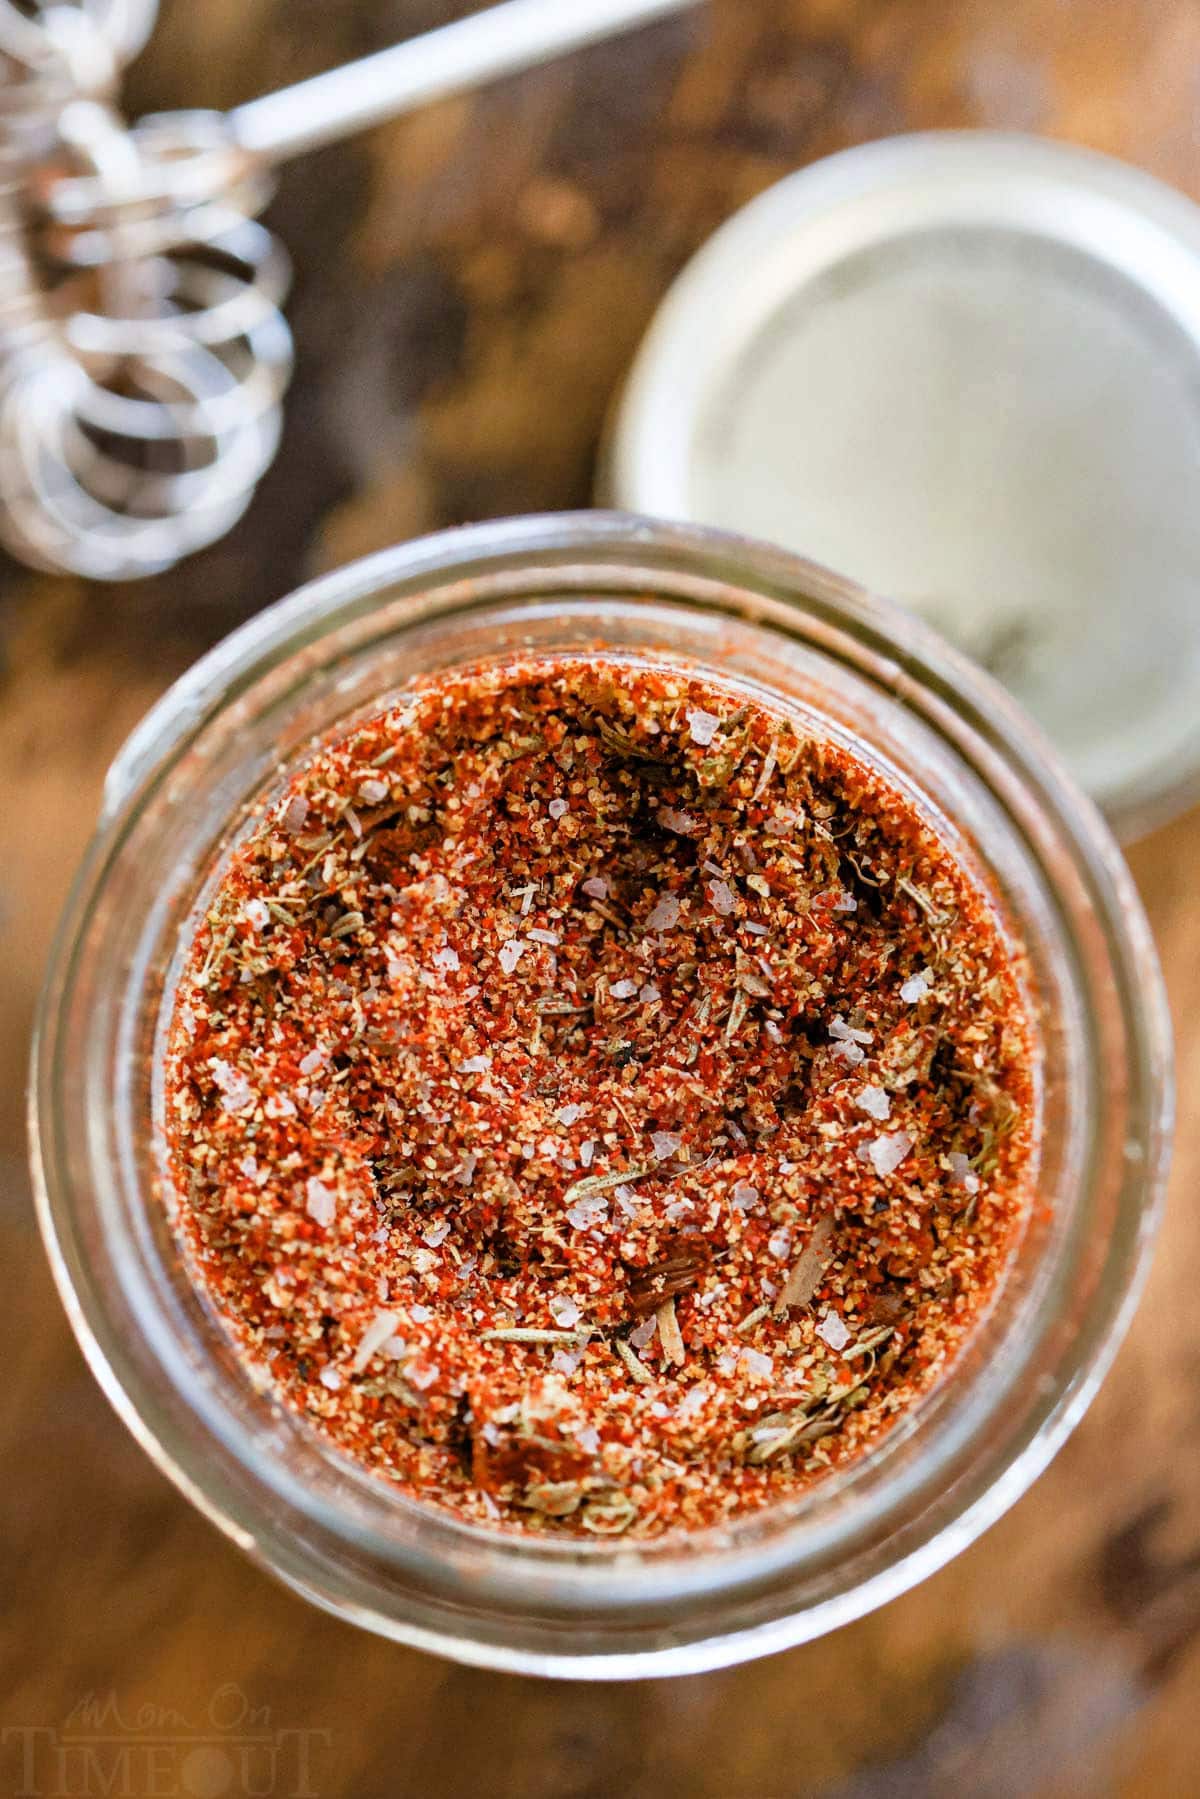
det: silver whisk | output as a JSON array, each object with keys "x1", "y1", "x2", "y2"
[{"x1": 0, "y1": 0, "x2": 696, "y2": 579}]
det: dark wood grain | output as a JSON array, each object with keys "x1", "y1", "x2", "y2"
[{"x1": 3, "y1": 2, "x2": 1199, "y2": 1794}]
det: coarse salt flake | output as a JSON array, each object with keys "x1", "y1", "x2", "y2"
[
  {"x1": 242, "y1": 898, "x2": 270, "y2": 930},
  {"x1": 304, "y1": 1177, "x2": 336, "y2": 1227},
  {"x1": 677, "y1": 1384, "x2": 708, "y2": 1420},
  {"x1": 611, "y1": 978, "x2": 637, "y2": 998},
  {"x1": 867, "y1": 1131, "x2": 914, "y2": 1178},
  {"x1": 528, "y1": 928, "x2": 560, "y2": 946},
  {"x1": 651, "y1": 1130, "x2": 682, "y2": 1161},
  {"x1": 498, "y1": 937, "x2": 528, "y2": 975},
  {"x1": 423, "y1": 1219, "x2": 451, "y2": 1248},
  {"x1": 639, "y1": 983, "x2": 660, "y2": 1003},
  {"x1": 548, "y1": 798, "x2": 569, "y2": 819},
  {"x1": 581, "y1": 876, "x2": 608, "y2": 900},
  {"x1": 567, "y1": 1192, "x2": 609, "y2": 1231},
  {"x1": 409, "y1": 1304, "x2": 432, "y2": 1323},
  {"x1": 731, "y1": 1181, "x2": 760, "y2": 1211},
  {"x1": 358, "y1": 778, "x2": 390, "y2": 805},
  {"x1": 706, "y1": 879, "x2": 736, "y2": 916},
  {"x1": 816, "y1": 1309, "x2": 851, "y2": 1352},
  {"x1": 459, "y1": 1054, "x2": 491, "y2": 1075},
  {"x1": 556, "y1": 1103, "x2": 584, "y2": 1126},
  {"x1": 686, "y1": 706, "x2": 720, "y2": 746},
  {"x1": 948, "y1": 1151, "x2": 982, "y2": 1194},
  {"x1": 646, "y1": 893, "x2": 681, "y2": 932},
  {"x1": 829, "y1": 1015, "x2": 874, "y2": 1044},
  {"x1": 433, "y1": 945, "x2": 461, "y2": 972},
  {"x1": 855, "y1": 1085, "x2": 891, "y2": 1121},
  {"x1": 901, "y1": 968, "x2": 932, "y2": 1003},
  {"x1": 630, "y1": 1315, "x2": 658, "y2": 1350},
  {"x1": 659, "y1": 807, "x2": 698, "y2": 834},
  {"x1": 767, "y1": 1227, "x2": 792, "y2": 1260},
  {"x1": 319, "y1": 1366, "x2": 343, "y2": 1392},
  {"x1": 352, "y1": 1310, "x2": 402, "y2": 1373},
  {"x1": 549, "y1": 1296, "x2": 581, "y2": 1328},
  {"x1": 209, "y1": 1059, "x2": 254, "y2": 1114}
]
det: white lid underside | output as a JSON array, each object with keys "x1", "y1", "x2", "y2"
[{"x1": 611, "y1": 135, "x2": 1200, "y2": 831}]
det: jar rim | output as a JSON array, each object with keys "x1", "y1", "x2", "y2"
[{"x1": 31, "y1": 511, "x2": 1173, "y2": 1675}]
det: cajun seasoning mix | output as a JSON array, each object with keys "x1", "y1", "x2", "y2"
[{"x1": 164, "y1": 655, "x2": 1036, "y2": 1538}]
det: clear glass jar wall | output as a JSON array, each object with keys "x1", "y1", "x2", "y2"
[{"x1": 30, "y1": 514, "x2": 1171, "y2": 1676}]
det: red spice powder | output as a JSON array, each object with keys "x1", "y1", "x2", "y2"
[{"x1": 164, "y1": 655, "x2": 1036, "y2": 1537}]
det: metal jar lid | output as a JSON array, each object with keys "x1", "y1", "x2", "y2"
[{"x1": 607, "y1": 132, "x2": 1200, "y2": 838}]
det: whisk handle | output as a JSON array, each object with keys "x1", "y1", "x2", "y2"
[{"x1": 229, "y1": 0, "x2": 697, "y2": 166}]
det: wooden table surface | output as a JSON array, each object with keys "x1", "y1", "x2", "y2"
[{"x1": 3, "y1": 2, "x2": 1199, "y2": 1794}]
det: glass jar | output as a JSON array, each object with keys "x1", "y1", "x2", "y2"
[{"x1": 30, "y1": 512, "x2": 1172, "y2": 1677}]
